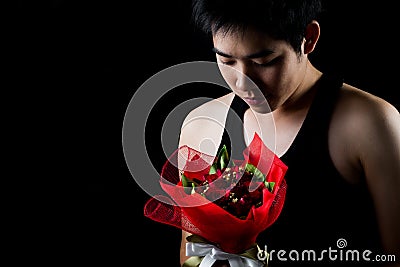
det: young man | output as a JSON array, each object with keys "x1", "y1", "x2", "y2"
[{"x1": 178, "y1": 0, "x2": 400, "y2": 266}]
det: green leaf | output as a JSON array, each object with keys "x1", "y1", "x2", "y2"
[
  {"x1": 217, "y1": 145, "x2": 230, "y2": 169},
  {"x1": 264, "y1": 181, "x2": 275, "y2": 192},
  {"x1": 209, "y1": 163, "x2": 218, "y2": 175},
  {"x1": 209, "y1": 145, "x2": 230, "y2": 174},
  {"x1": 245, "y1": 163, "x2": 265, "y2": 181},
  {"x1": 181, "y1": 173, "x2": 189, "y2": 187},
  {"x1": 181, "y1": 173, "x2": 195, "y2": 194},
  {"x1": 191, "y1": 183, "x2": 196, "y2": 195}
]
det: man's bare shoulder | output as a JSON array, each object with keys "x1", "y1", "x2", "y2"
[
  {"x1": 182, "y1": 92, "x2": 235, "y2": 127},
  {"x1": 336, "y1": 83, "x2": 399, "y2": 120},
  {"x1": 178, "y1": 92, "x2": 235, "y2": 154},
  {"x1": 331, "y1": 83, "x2": 400, "y2": 152},
  {"x1": 329, "y1": 83, "x2": 400, "y2": 183}
]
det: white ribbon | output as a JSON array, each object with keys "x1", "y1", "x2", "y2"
[{"x1": 186, "y1": 242, "x2": 265, "y2": 267}]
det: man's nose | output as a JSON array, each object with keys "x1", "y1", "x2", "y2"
[{"x1": 235, "y1": 65, "x2": 257, "y2": 92}]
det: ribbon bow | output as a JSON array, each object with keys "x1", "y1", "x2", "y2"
[{"x1": 184, "y1": 236, "x2": 267, "y2": 267}]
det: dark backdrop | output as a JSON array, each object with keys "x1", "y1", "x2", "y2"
[{"x1": 12, "y1": 1, "x2": 399, "y2": 266}]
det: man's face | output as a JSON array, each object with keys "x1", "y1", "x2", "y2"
[{"x1": 212, "y1": 27, "x2": 308, "y2": 113}]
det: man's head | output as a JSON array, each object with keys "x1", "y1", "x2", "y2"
[{"x1": 191, "y1": 0, "x2": 323, "y2": 113}]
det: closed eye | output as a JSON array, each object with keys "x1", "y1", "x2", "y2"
[
  {"x1": 219, "y1": 60, "x2": 235, "y2": 66},
  {"x1": 253, "y1": 57, "x2": 280, "y2": 67}
]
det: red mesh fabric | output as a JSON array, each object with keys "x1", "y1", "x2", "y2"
[
  {"x1": 144, "y1": 133, "x2": 288, "y2": 254},
  {"x1": 143, "y1": 196, "x2": 202, "y2": 236}
]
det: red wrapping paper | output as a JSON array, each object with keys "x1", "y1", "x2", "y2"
[{"x1": 144, "y1": 133, "x2": 288, "y2": 254}]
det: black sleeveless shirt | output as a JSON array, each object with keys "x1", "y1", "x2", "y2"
[{"x1": 217, "y1": 74, "x2": 383, "y2": 266}]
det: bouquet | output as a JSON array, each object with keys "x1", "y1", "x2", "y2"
[{"x1": 144, "y1": 133, "x2": 288, "y2": 267}]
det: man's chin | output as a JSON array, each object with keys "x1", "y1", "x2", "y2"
[{"x1": 249, "y1": 104, "x2": 274, "y2": 114}]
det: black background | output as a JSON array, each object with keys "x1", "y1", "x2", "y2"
[{"x1": 12, "y1": 0, "x2": 399, "y2": 266}]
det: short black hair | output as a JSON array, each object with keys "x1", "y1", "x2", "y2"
[{"x1": 191, "y1": 0, "x2": 323, "y2": 54}]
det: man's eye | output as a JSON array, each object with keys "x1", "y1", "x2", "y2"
[
  {"x1": 253, "y1": 57, "x2": 279, "y2": 67},
  {"x1": 219, "y1": 60, "x2": 235, "y2": 66}
]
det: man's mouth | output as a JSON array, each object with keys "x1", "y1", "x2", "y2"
[{"x1": 242, "y1": 97, "x2": 267, "y2": 106}]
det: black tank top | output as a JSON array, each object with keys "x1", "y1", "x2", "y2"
[{"x1": 218, "y1": 73, "x2": 383, "y2": 266}]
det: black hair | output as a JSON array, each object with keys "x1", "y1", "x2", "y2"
[{"x1": 191, "y1": 0, "x2": 323, "y2": 54}]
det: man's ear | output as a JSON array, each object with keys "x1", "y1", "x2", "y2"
[{"x1": 303, "y1": 20, "x2": 320, "y2": 54}]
